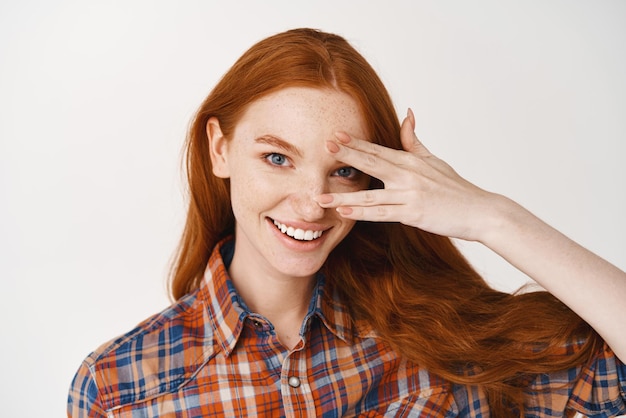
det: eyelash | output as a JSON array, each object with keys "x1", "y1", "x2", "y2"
[
  {"x1": 263, "y1": 152, "x2": 291, "y2": 167},
  {"x1": 333, "y1": 166, "x2": 361, "y2": 180},
  {"x1": 262, "y1": 152, "x2": 362, "y2": 181}
]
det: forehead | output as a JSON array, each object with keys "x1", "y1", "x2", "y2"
[{"x1": 234, "y1": 87, "x2": 369, "y2": 141}]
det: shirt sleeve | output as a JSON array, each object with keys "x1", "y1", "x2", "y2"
[
  {"x1": 526, "y1": 342, "x2": 626, "y2": 416},
  {"x1": 567, "y1": 343, "x2": 626, "y2": 416},
  {"x1": 67, "y1": 360, "x2": 107, "y2": 418}
]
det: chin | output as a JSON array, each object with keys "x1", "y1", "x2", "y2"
[{"x1": 270, "y1": 256, "x2": 326, "y2": 279}]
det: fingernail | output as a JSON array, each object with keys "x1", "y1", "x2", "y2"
[
  {"x1": 407, "y1": 108, "x2": 415, "y2": 130},
  {"x1": 335, "y1": 132, "x2": 351, "y2": 144},
  {"x1": 314, "y1": 194, "x2": 334, "y2": 204},
  {"x1": 336, "y1": 207, "x2": 353, "y2": 215},
  {"x1": 326, "y1": 140, "x2": 340, "y2": 153}
]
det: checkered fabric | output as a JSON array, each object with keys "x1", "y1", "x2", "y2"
[{"x1": 68, "y1": 238, "x2": 626, "y2": 417}]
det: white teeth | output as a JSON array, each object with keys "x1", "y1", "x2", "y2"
[{"x1": 273, "y1": 219, "x2": 323, "y2": 241}]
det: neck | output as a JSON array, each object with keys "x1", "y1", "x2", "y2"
[{"x1": 228, "y1": 252, "x2": 317, "y2": 349}]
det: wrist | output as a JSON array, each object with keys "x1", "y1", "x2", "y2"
[{"x1": 474, "y1": 193, "x2": 533, "y2": 249}]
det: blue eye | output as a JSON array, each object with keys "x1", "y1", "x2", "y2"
[
  {"x1": 335, "y1": 166, "x2": 359, "y2": 179},
  {"x1": 266, "y1": 153, "x2": 288, "y2": 166}
]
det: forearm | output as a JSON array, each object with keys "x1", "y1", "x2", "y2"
[
  {"x1": 319, "y1": 123, "x2": 626, "y2": 359},
  {"x1": 479, "y1": 194, "x2": 626, "y2": 361}
]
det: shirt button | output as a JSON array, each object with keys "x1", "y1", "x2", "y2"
[{"x1": 288, "y1": 376, "x2": 301, "y2": 388}]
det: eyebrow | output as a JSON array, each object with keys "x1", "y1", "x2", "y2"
[{"x1": 254, "y1": 135, "x2": 303, "y2": 158}]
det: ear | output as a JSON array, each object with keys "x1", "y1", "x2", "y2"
[{"x1": 206, "y1": 117, "x2": 230, "y2": 178}]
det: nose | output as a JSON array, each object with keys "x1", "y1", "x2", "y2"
[{"x1": 288, "y1": 175, "x2": 326, "y2": 221}]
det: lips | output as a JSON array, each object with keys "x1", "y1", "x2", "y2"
[{"x1": 272, "y1": 219, "x2": 324, "y2": 241}]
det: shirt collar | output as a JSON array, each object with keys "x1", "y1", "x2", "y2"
[{"x1": 199, "y1": 237, "x2": 368, "y2": 356}]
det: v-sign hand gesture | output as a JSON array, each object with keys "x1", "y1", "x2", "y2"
[
  {"x1": 316, "y1": 108, "x2": 497, "y2": 243},
  {"x1": 317, "y1": 108, "x2": 626, "y2": 362}
]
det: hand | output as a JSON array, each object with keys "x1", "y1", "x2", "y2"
[
  {"x1": 316, "y1": 109, "x2": 499, "y2": 242},
  {"x1": 317, "y1": 110, "x2": 626, "y2": 360}
]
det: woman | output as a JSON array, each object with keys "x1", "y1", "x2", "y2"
[{"x1": 68, "y1": 28, "x2": 625, "y2": 417}]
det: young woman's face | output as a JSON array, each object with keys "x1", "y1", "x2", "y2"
[{"x1": 208, "y1": 87, "x2": 370, "y2": 281}]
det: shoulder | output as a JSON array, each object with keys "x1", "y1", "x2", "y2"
[
  {"x1": 72, "y1": 289, "x2": 217, "y2": 412},
  {"x1": 567, "y1": 341, "x2": 626, "y2": 415},
  {"x1": 526, "y1": 339, "x2": 626, "y2": 416}
]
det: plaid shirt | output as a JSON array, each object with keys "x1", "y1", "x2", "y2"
[{"x1": 68, "y1": 238, "x2": 626, "y2": 417}]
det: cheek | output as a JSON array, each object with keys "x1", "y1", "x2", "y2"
[
  {"x1": 230, "y1": 175, "x2": 254, "y2": 206},
  {"x1": 332, "y1": 219, "x2": 358, "y2": 250},
  {"x1": 341, "y1": 221, "x2": 357, "y2": 238},
  {"x1": 330, "y1": 177, "x2": 371, "y2": 195},
  {"x1": 228, "y1": 170, "x2": 276, "y2": 219}
]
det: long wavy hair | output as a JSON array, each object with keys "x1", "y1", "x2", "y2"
[{"x1": 170, "y1": 28, "x2": 601, "y2": 416}]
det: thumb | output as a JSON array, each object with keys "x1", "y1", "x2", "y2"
[{"x1": 400, "y1": 108, "x2": 431, "y2": 157}]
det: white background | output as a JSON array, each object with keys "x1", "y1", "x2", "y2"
[{"x1": 1, "y1": 1, "x2": 625, "y2": 416}]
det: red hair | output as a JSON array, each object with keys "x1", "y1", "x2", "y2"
[{"x1": 170, "y1": 28, "x2": 600, "y2": 416}]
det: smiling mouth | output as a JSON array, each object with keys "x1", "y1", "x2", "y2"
[{"x1": 272, "y1": 219, "x2": 324, "y2": 241}]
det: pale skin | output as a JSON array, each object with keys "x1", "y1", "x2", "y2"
[
  {"x1": 209, "y1": 86, "x2": 625, "y2": 357},
  {"x1": 208, "y1": 88, "x2": 369, "y2": 349},
  {"x1": 315, "y1": 108, "x2": 626, "y2": 362}
]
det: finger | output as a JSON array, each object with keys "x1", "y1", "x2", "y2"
[
  {"x1": 334, "y1": 131, "x2": 412, "y2": 165},
  {"x1": 400, "y1": 108, "x2": 432, "y2": 157},
  {"x1": 315, "y1": 189, "x2": 408, "y2": 208},
  {"x1": 325, "y1": 136, "x2": 402, "y2": 181},
  {"x1": 335, "y1": 204, "x2": 405, "y2": 223},
  {"x1": 327, "y1": 131, "x2": 421, "y2": 181}
]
